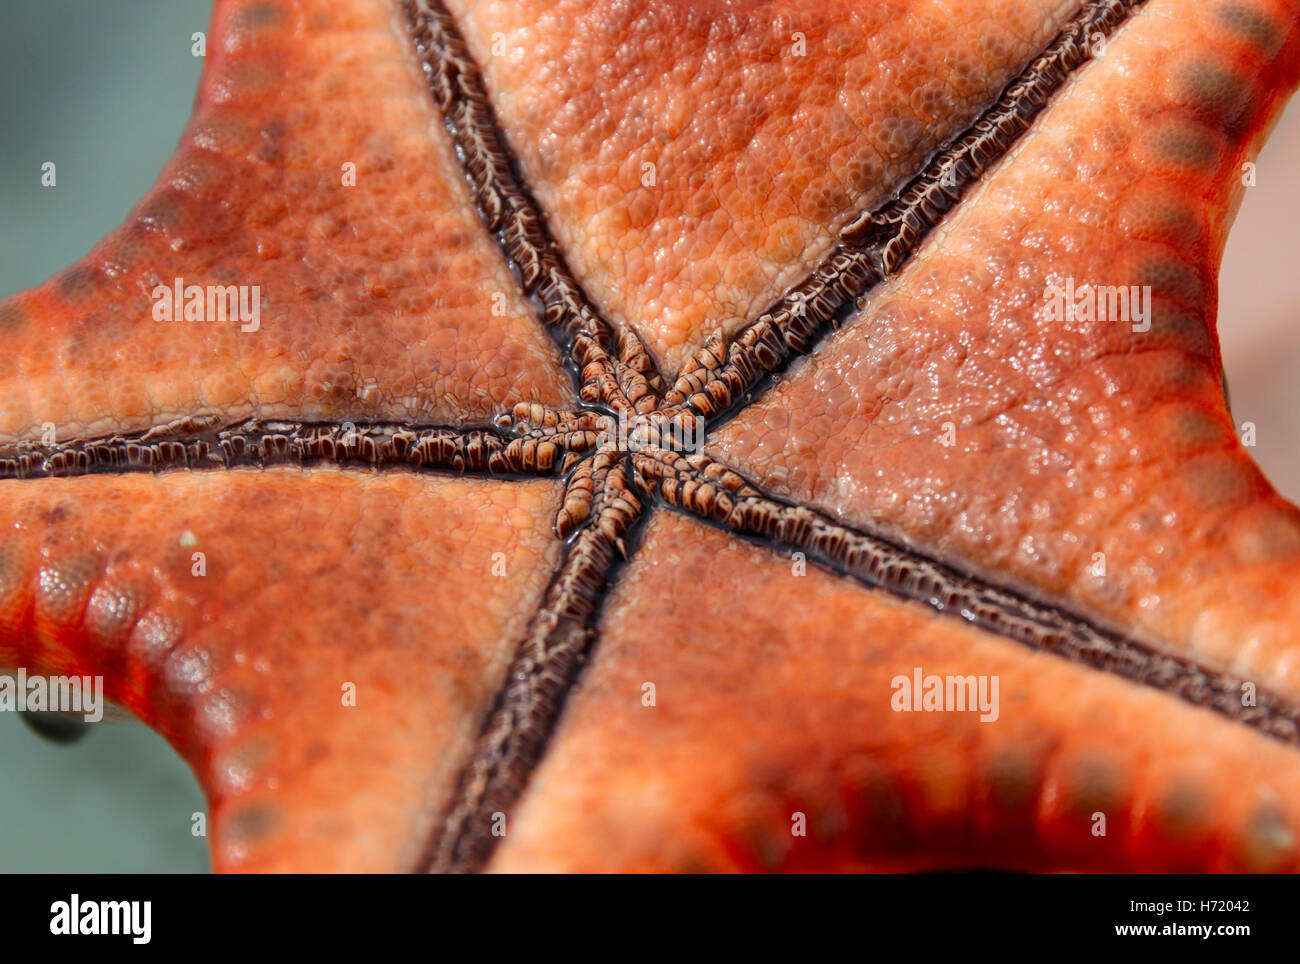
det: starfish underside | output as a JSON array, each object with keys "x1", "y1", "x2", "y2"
[{"x1": 2, "y1": 0, "x2": 1300, "y2": 873}]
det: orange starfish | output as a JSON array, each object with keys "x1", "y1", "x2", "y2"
[{"x1": 3, "y1": 0, "x2": 1300, "y2": 873}]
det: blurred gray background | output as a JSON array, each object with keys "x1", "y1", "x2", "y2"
[{"x1": 0, "y1": 2, "x2": 1297, "y2": 873}]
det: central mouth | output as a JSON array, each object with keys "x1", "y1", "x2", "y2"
[{"x1": 595, "y1": 409, "x2": 708, "y2": 454}]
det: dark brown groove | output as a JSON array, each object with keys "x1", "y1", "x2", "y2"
[
  {"x1": 402, "y1": 0, "x2": 1164, "y2": 874},
  {"x1": 423, "y1": 456, "x2": 646, "y2": 873},
  {"x1": 666, "y1": 0, "x2": 1149, "y2": 427},
  {"x1": 631, "y1": 448, "x2": 1300, "y2": 747},
  {"x1": 402, "y1": 0, "x2": 661, "y2": 413},
  {"x1": 0, "y1": 417, "x2": 560, "y2": 480}
]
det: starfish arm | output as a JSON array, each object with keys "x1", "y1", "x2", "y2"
[
  {"x1": 486, "y1": 509, "x2": 1300, "y2": 872},
  {"x1": 429, "y1": 459, "x2": 646, "y2": 872},
  {"x1": 0, "y1": 0, "x2": 608, "y2": 871},
  {"x1": 440, "y1": 0, "x2": 1102, "y2": 377},
  {"x1": 0, "y1": 469, "x2": 567, "y2": 871},
  {"x1": 0, "y1": 0, "x2": 575, "y2": 449},
  {"x1": 402, "y1": 0, "x2": 661, "y2": 413},
  {"x1": 7, "y1": 0, "x2": 1300, "y2": 876},
  {"x1": 710, "y1": 0, "x2": 1300, "y2": 699},
  {"x1": 632, "y1": 447, "x2": 1300, "y2": 740},
  {"x1": 664, "y1": 0, "x2": 1147, "y2": 420}
]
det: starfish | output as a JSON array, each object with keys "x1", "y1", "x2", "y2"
[{"x1": 2, "y1": 0, "x2": 1300, "y2": 873}]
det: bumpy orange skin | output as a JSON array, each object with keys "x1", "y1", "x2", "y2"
[
  {"x1": 447, "y1": 0, "x2": 1085, "y2": 372},
  {"x1": 0, "y1": 0, "x2": 572, "y2": 442},
  {"x1": 2, "y1": 0, "x2": 1300, "y2": 873},
  {"x1": 496, "y1": 513, "x2": 1300, "y2": 872},
  {"x1": 0, "y1": 470, "x2": 564, "y2": 871},
  {"x1": 712, "y1": 0, "x2": 1300, "y2": 692}
]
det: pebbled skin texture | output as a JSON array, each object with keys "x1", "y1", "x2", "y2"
[
  {"x1": 0, "y1": 470, "x2": 563, "y2": 871},
  {"x1": 711, "y1": 0, "x2": 1300, "y2": 695},
  {"x1": 493, "y1": 512, "x2": 1300, "y2": 872},
  {"x1": 0, "y1": 0, "x2": 571, "y2": 444},
  {"x1": 0, "y1": 472, "x2": 561, "y2": 873},
  {"x1": 2, "y1": 0, "x2": 1300, "y2": 872},
  {"x1": 446, "y1": 0, "x2": 1081, "y2": 373}
]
